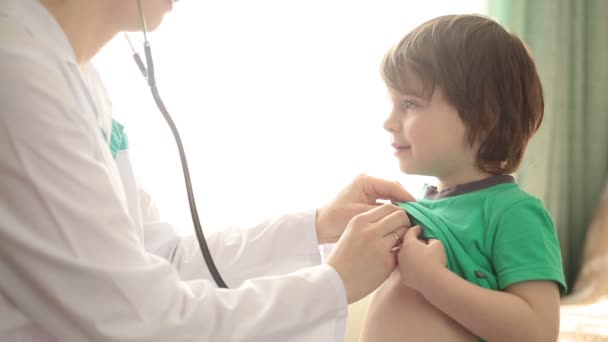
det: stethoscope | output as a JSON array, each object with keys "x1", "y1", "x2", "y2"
[{"x1": 126, "y1": 0, "x2": 228, "y2": 288}]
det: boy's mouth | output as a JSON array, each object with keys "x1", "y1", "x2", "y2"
[
  {"x1": 391, "y1": 143, "x2": 412, "y2": 155},
  {"x1": 391, "y1": 143, "x2": 411, "y2": 150}
]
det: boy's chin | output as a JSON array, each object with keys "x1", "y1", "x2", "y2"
[
  {"x1": 399, "y1": 164, "x2": 433, "y2": 177},
  {"x1": 399, "y1": 162, "x2": 419, "y2": 175}
]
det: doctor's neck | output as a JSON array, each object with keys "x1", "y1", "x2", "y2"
[{"x1": 40, "y1": 0, "x2": 120, "y2": 67}]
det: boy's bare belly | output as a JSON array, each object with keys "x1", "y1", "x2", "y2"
[{"x1": 360, "y1": 270, "x2": 477, "y2": 342}]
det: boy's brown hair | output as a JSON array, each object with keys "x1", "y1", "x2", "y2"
[{"x1": 381, "y1": 14, "x2": 544, "y2": 175}]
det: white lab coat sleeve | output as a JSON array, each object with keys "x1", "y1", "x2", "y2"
[
  {"x1": 141, "y1": 188, "x2": 325, "y2": 285},
  {"x1": 0, "y1": 47, "x2": 347, "y2": 341},
  {"x1": 319, "y1": 243, "x2": 338, "y2": 264}
]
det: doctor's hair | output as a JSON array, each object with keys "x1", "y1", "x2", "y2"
[{"x1": 380, "y1": 14, "x2": 544, "y2": 175}]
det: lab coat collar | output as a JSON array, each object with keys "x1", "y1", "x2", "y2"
[{"x1": 2, "y1": 0, "x2": 79, "y2": 66}]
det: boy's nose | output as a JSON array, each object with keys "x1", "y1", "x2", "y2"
[{"x1": 383, "y1": 113, "x2": 400, "y2": 133}]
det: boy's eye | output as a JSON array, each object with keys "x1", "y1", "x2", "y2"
[{"x1": 403, "y1": 100, "x2": 418, "y2": 109}]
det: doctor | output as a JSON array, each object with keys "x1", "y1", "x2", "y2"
[{"x1": 0, "y1": 0, "x2": 414, "y2": 341}]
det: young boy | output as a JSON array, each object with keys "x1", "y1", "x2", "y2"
[{"x1": 359, "y1": 14, "x2": 567, "y2": 342}]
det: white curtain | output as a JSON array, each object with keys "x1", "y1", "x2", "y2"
[{"x1": 93, "y1": 0, "x2": 487, "y2": 234}]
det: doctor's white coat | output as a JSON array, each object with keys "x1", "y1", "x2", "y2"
[{"x1": 0, "y1": 1, "x2": 348, "y2": 341}]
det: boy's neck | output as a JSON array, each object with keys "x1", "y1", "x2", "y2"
[{"x1": 435, "y1": 169, "x2": 496, "y2": 192}]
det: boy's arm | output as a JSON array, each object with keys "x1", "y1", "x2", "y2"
[{"x1": 419, "y1": 267, "x2": 560, "y2": 342}]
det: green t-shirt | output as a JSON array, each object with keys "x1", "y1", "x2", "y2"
[{"x1": 397, "y1": 180, "x2": 567, "y2": 295}]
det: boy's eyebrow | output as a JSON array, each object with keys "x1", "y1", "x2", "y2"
[
  {"x1": 387, "y1": 85, "x2": 428, "y2": 102},
  {"x1": 394, "y1": 92, "x2": 425, "y2": 101},
  {"x1": 401, "y1": 92, "x2": 422, "y2": 98}
]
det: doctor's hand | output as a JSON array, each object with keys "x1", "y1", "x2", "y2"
[
  {"x1": 315, "y1": 174, "x2": 414, "y2": 244},
  {"x1": 327, "y1": 204, "x2": 410, "y2": 304}
]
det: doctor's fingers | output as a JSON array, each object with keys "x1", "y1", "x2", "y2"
[
  {"x1": 372, "y1": 209, "x2": 410, "y2": 251},
  {"x1": 381, "y1": 226, "x2": 408, "y2": 251},
  {"x1": 356, "y1": 174, "x2": 415, "y2": 203},
  {"x1": 375, "y1": 208, "x2": 411, "y2": 236},
  {"x1": 354, "y1": 203, "x2": 404, "y2": 224}
]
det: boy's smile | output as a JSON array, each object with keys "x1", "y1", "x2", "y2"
[{"x1": 391, "y1": 142, "x2": 412, "y2": 157}]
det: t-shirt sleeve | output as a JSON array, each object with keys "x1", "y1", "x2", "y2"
[{"x1": 492, "y1": 198, "x2": 567, "y2": 294}]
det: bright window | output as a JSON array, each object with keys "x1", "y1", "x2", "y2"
[{"x1": 94, "y1": 0, "x2": 488, "y2": 234}]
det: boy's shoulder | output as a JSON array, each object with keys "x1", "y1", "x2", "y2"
[
  {"x1": 486, "y1": 182, "x2": 540, "y2": 205},
  {"x1": 476, "y1": 183, "x2": 548, "y2": 219},
  {"x1": 478, "y1": 184, "x2": 556, "y2": 235}
]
